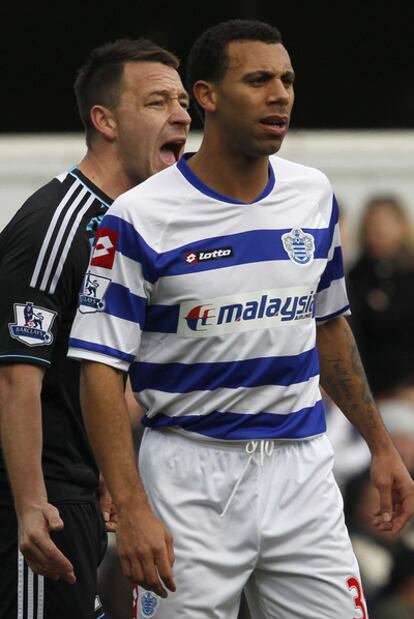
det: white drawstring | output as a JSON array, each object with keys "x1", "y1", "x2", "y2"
[
  {"x1": 246, "y1": 439, "x2": 274, "y2": 465},
  {"x1": 220, "y1": 440, "x2": 274, "y2": 517}
]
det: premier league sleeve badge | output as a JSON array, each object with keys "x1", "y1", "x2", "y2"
[
  {"x1": 8, "y1": 301, "x2": 57, "y2": 347},
  {"x1": 78, "y1": 271, "x2": 111, "y2": 313}
]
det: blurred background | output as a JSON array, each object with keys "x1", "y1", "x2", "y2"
[{"x1": 3, "y1": 1, "x2": 414, "y2": 617}]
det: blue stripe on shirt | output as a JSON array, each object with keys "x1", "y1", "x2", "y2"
[
  {"x1": 130, "y1": 348, "x2": 319, "y2": 393},
  {"x1": 144, "y1": 303, "x2": 179, "y2": 333},
  {"x1": 315, "y1": 305, "x2": 350, "y2": 323},
  {"x1": 104, "y1": 282, "x2": 147, "y2": 327},
  {"x1": 68, "y1": 338, "x2": 135, "y2": 363},
  {"x1": 329, "y1": 195, "x2": 340, "y2": 230},
  {"x1": 317, "y1": 246, "x2": 345, "y2": 292},
  {"x1": 155, "y1": 228, "x2": 332, "y2": 279},
  {"x1": 99, "y1": 215, "x2": 334, "y2": 283},
  {"x1": 99, "y1": 214, "x2": 159, "y2": 284},
  {"x1": 141, "y1": 399, "x2": 326, "y2": 440}
]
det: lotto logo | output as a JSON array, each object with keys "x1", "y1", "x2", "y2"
[
  {"x1": 91, "y1": 228, "x2": 118, "y2": 269},
  {"x1": 185, "y1": 252, "x2": 198, "y2": 264},
  {"x1": 184, "y1": 247, "x2": 233, "y2": 265}
]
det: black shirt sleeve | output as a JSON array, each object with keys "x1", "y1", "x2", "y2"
[{"x1": 0, "y1": 178, "x2": 89, "y2": 367}]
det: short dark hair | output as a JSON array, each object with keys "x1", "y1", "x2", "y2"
[
  {"x1": 186, "y1": 19, "x2": 283, "y2": 118},
  {"x1": 74, "y1": 38, "x2": 180, "y2": 145}
]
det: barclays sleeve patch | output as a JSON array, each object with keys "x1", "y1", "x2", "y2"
[
  {"x1": 8, "y1": 302, "x2": 57, "y2": 347},
  {"x1": 78, "y1": 271, "x2": 111, "y2": 313}
]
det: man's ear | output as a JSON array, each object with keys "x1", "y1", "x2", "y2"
[
  {"x1": 192, "y1": 80, "x2": 218, "y2": 114},
  {"x1": 89, "y1": 105, "x2": 117, "y2": 141}
]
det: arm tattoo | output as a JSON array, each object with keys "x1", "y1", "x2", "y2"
[{"x1": 318, "y1": 321, "x2": 377, "y2": 430}]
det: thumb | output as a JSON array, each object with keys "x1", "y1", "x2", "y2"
[
  {"x1": 44, "y1": 505, "x2": 64, "y2": 532},
  {"x1": 98, "y1": 480, "x2": 112, "y2": 522},
  {"x1": 378, "y1": 482, "x2": 393, "y2": 522}
]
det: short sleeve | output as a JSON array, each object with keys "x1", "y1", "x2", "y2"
[
  {"x1": 314, "y1": 196, "x2": 351, "y2": 323},
  {"x1": 68, "y1": 209, "x2": 152, "y2": 371},
  {"x1": 0, "y1": 210, "x2": 67, "y2": 367}
]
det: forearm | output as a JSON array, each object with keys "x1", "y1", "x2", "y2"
[
  {"x1": 125, "y1": 378, "x2": 145, "y2": 427},
  {"x1": 80, "y1": 361, "x2": 148, "y2": 511},
  {"x1": 0, "y1": 365, "x2": 47, "y2": 513},
  {"x1": 316, "y1": 316, "x2": 391, "y2": 454},
  {"x1": 81, "y1": 361, "x2": 175, "y2": 594}
]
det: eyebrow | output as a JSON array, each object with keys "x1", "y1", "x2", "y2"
[
  {"x1": 244, "y1": 69, "x2": 295, "y2": 80},
  {"x1": 147, "y1": 89, "x2": 190, "y2": 101}
]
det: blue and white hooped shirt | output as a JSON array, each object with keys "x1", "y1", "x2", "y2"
[{"x1": 68, "y1": 154, "x2": 349, "y2": 441}]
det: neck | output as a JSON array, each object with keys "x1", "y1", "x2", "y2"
[
  {"x1": 77, "y1": 144, "x2": 133, "y2": 200},
  {"x1": 188, "y1": 132, "x2": 270, "y2": 203}
]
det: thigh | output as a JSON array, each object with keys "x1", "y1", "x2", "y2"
[
  {"x1": 245, "y1": 435, "x2": 368, "y2": 619},
  {"x1": 0, "y1": 502, "x2": 107, "y2": 619},
  {"x1": 137, "y1": 430, "x2": 256, "y2": 619}
]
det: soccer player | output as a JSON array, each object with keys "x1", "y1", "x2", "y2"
[
  {"x1": 0, "y1": 39, "x2": 190, "y2": 619},
  {"x1": 68, "y1": 20, "x2": 414, "y2": 619}
]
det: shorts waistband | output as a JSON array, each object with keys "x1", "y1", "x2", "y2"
[{"x1": 146, "y1": 426, "x2": 324, "y2": 452}]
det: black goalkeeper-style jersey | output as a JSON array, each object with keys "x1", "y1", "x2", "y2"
[{"x1": 0, "y1": 168, "x2": 112, "y2": 505}]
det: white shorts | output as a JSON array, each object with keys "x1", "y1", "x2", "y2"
[{"x1": 134, "y1": 429, "x2": 368, "y2": 619}]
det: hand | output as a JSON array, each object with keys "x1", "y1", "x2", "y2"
[
  {"x1": 370, "y1": 443, "x2": 414, "y2": 535},
  {"x1": 98, "y1": 473, "x2": 117, "y2": 533},
  {"x1": 17, "y1": 503, "x2": 76, "y2": 583},
  {"x1": 116, "y1": 502, "x2": 175, "y2": 598}
]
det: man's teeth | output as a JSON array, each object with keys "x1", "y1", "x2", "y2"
[{"x1": 263, "y1": 119, "x2": 284, "y2": 126}]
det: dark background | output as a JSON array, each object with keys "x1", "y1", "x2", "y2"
[{"x1": 2, "y1": 0, "x2": 413, "y2": 132}]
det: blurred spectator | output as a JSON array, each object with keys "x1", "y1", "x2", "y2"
[
  {"x1": 324, "y1": 392, "x2": 371, "y2": 490},
  {"x1": 371, "y1": 543, "x2": 414, "y2": 619},
  {"x1": 379, "y1": 399, "x2": 414, "y2": 474},
  {"x1": 347, "y1": 195, "x2": 414, "y2": 398},
  {"x1": 338, "y1": 201, "x2": 356, "y2": 269},
  {"x1": 343, "y1": 468, "x2": 393, "y2": 607},
  {"x1": 343, "y1": 397, "x2": 414, "y2": 609}
]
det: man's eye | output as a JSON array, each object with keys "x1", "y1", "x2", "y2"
[
  {"x1": 282, "y1": 75, "x2": 295, "y2": 87},
  {"x1": 148, "y1": 100, "x2": 164, "y2": 107},
  {"x1": 249, "y1": 77, "x2": 265, "y2": 86}
]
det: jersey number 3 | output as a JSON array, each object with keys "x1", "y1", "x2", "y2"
[{"x1": 347, "y1": 576, "x2": 368, "y2": 619}]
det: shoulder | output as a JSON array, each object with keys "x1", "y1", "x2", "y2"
[
  {"x1": 270, "y1": 155, "x2": 333, "y2": 194},
  {"x1": 0, "y1": 174, "x2": 71, "y2": 254},
  {"x1": 0, "y1": 170, "x2": 104, "y2": 294},
  {"x1": 116, "y1": 165, "x2": 183, "y2": 209},
  {"x1": 1, "y1": 171, "x2": 79, "y2": 237},
  {"x1": 107, "y1": 165, "x2": 184, "y2": 251}
]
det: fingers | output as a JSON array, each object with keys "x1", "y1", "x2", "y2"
[
  {"x1": 372, "y1": 485, "x2": 414, "y2": 536},
  {"x1": 372, "y1": 509, "x2": 393, "y2": 532},
  {"x1": 105, "y1": 520, "x2": 117, "y2": 533},
  {"x1": 44, "y1": 505, "x2": 64, "y2": 532},
  {"x1": 141, "y1": 553, "x2": 169, "y2": 599},
  {"x1": 21, "y1": 536, "x2": 76, "y2": 583},
  {"x1": 126, "y1": 549, "x2": 173, "y2": 598},
  {"x1": 370, "y1": 449, "x2": 414, "y2": 536},
  {"x1": 118, "y1": 530, "x2": 175, "y2": 598},
  {"x1": 389, "y1": 494, "x2": 414, "y2": 535},
  {"x1": 120, "y1": 551, "x2": 168, "y2": 599},
  {"x1": 18, "y1": 505, "x2": 76, "y2": 583},
  {"x1": 376, "y1": 480, "x2": 393, "y2": 524},
  {"x1": 165, "y1": 529, "x2": 175, "y2": 566},
  {"x1": 103, "y1": 510, "x2": 117, "y2": 532}
]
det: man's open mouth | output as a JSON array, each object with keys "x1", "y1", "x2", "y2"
[
  {"x1": 159, "y1": 138, "x2": 186, "y2": 166},
  {"x1": 260, "y1": 115, "x2": 288, "y2": 128}
]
